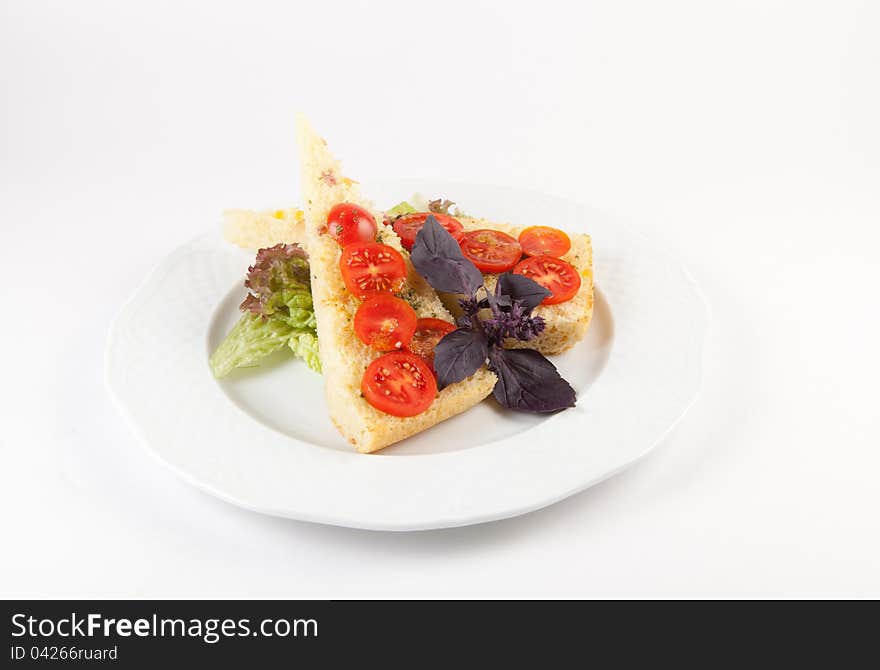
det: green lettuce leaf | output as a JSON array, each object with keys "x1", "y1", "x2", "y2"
[
  {"x1": 277, "y1": 292, "x2": 317, "y2": 330},
  {"x1": 209, "y1": 313, "x2": 295, "y2": 378},
  {"x1": 288, "y1": 331, "x2": 321, "y2": 373},
  {"x1": 210, "y1": 243, "x2": 322, "y2": 377},
  {"x1": 386, "y1": 201, "x2": 416, "y2": 218}
]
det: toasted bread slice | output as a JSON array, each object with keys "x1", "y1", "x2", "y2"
[
  {"x1": 295, "y1": 116, "x2": 496, "y2": 453},
  {"x1": 223, "y1": 207, "x2": 305, "y2": 249},
  {"x1": 445, "y1": 217, "x2": 594, "y2": 355}
]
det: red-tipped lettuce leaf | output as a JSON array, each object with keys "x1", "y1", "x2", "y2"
[{"x1": 240, "y1": 243, "x2": 310, "y2": 317}]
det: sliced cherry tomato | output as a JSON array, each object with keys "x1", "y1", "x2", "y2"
[
  {"x1": 408, "y1": 318, "x2": 456, "y2": 369},
  {"x1": 392, "y1": 212, "x2": 465, "y2": 251},
  {"x1": 459, "y1": 229, "x2": 522, "y2": 273},
  {"x1": 339, "y1": 242, "x2": 407, "y2": 299},
  {"x1": 354, "y1": 294, "x2": 417, "y2": 351},
  {"x1": 361, "y1": 351, "x2": 437, "y2": 417},
  {"x1": 326, "y1": 203, "x2": 377, "y2": 247},
  {"x1": 513, "y1": 255, "x2": 581, "y2": 305},
  {"x1": 518, "y1": 226, "x2": 571, "y2": 257}
]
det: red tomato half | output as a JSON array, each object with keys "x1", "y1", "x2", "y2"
[
  {"x1": 518, "y1": 226, "x2": 571, "y2": 258},
  {"x1": 512, "y1": 255, "x2": 581, "y2": 305},
  {"x1": 392, "y1": 213, "x2": 465, "y2": 251},
  {"x1": 408, "y1": 318, "x2": 456, "y2": 369},
  {"x1": 339, "y1": 242, "x2": 407, "y2": 299},
  {"x1": 459, "y1": 229, "x2": 522, "y2": 273},
  {"x1": 354, "y1": 295, "x2": 417, "y2": 351},
  {"x1": 361, "y1": 351, "x2": 437, "y2": 417},
  {"x1": 327, "y1": 203, "x2": 377, "y2": 247}
]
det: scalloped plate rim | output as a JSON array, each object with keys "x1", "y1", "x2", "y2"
[{"x1": 105, "y1": 180, "x2": 708, "y2": 531}]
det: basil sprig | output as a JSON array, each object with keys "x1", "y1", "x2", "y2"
[{"x1": 411, "y1": 217, "x2": 576, "y2": 413}]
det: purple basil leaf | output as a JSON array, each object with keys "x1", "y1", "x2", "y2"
[
  {"x1": 484, "y1": 285, "x2": 512, "y2": 313},
  {"x1": 433, "y1": 327, "x2": 489, "y2": 389},
  {"x1": 496, "y1": 272, "x2": 550, "y2": 313},
  {"x1": 459, "y1": 295, "x2": 483, "y2": 318},
  {"x1": 410, "y1": 216, "x2": 484, "y2": 296},
  {"x1": 488, "y1": 347, "x2": 576, "y2": 413}
]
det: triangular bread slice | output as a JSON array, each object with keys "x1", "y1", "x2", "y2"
[
  {"x1": 295, "y1": 116, "x2": 496, "y2": 453},
  {"x1": 444, "y1": 217, "x2": 594, "y2": 355},
  {"x1": 222, "y1": 206, "x2": 305, "y2": 250}
]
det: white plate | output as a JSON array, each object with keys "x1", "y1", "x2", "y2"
[{"x1": 106, "y1": 180, "x2": 708, "y2": 531}]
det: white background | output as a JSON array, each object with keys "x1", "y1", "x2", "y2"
[{"x1": 2, "y1": 0, "x2": 878, "y2": 598}]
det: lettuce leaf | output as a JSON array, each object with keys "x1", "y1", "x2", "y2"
[
  {"x1": 386, "y1": 201, "x2": 416, "y2": 218},
  {"x1": 276, "y1": 292, "x2": 317, "y2": 330},
  {"x1": 289, "y1": 331, "x2": 321, "y2": 373},
  {"x1": 209, "y1": 313, "x2": 295, "y2": 378},
  {"x1": 239, "y1": 244, "x2": 311, "y2": 318},
  {"x1": 210, "y1": 243, "x2": 320, "y2": 377}
]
